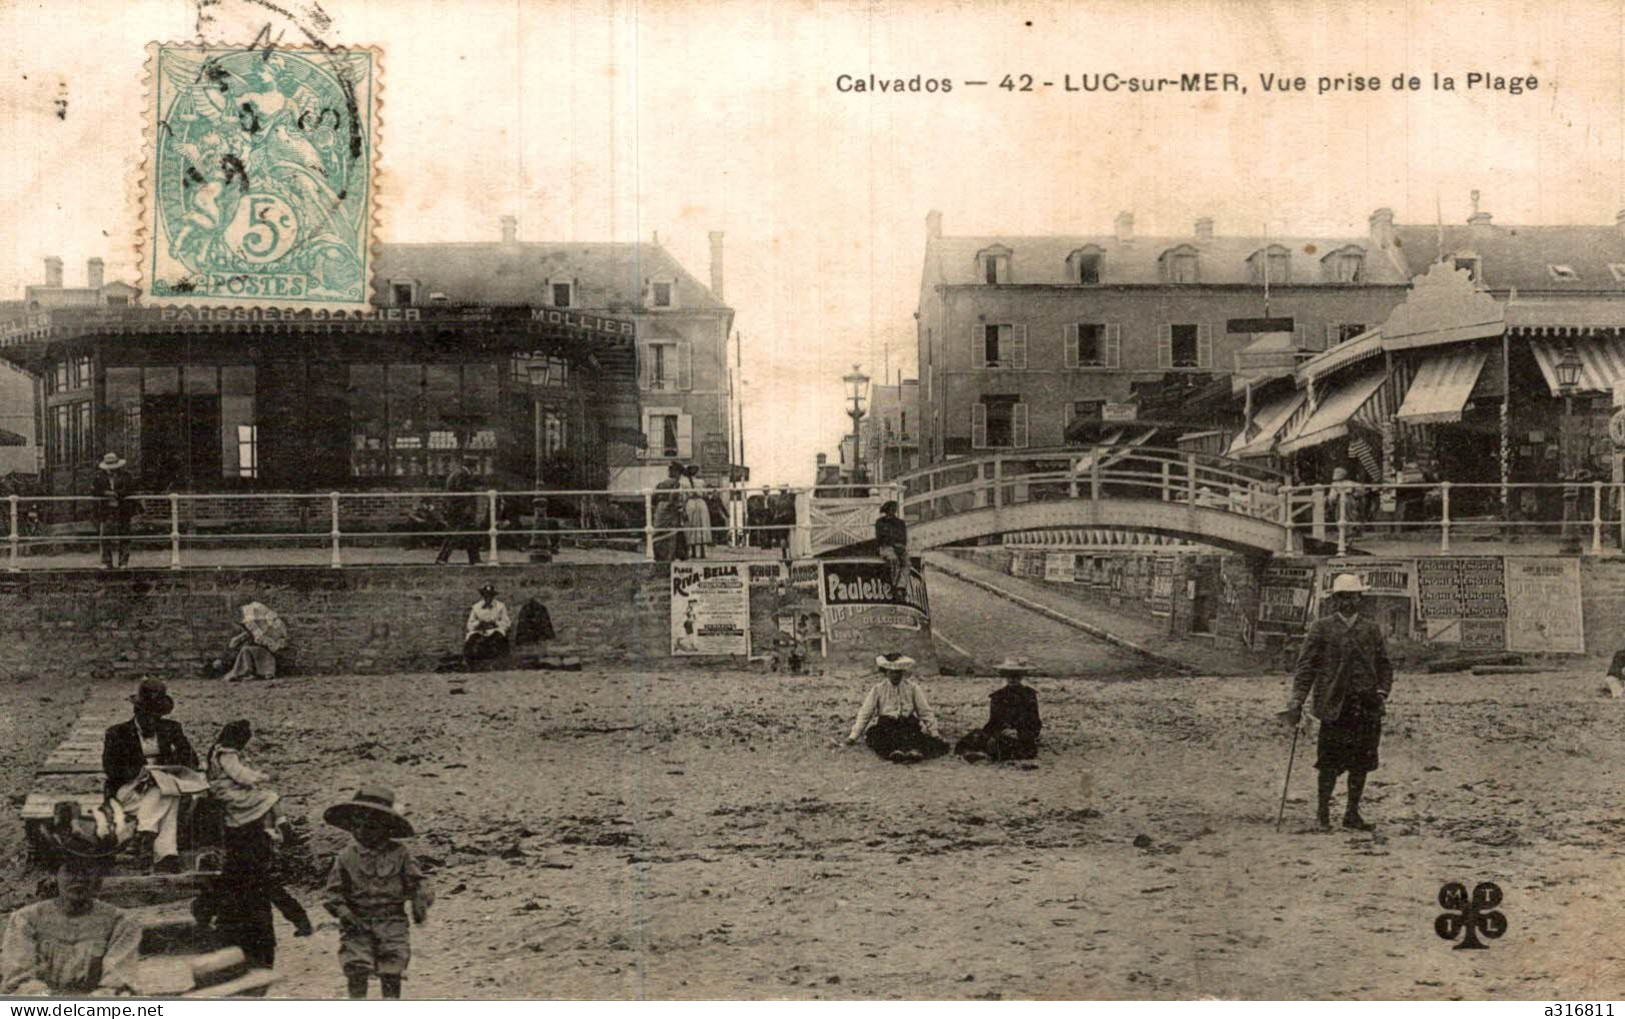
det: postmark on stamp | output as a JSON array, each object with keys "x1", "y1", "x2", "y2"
[{"x1": 141, "y1": 41, "x2": 379, "y2": 309}]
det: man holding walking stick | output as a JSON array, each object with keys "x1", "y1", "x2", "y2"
[{"x1": 1281, "y1": 573, "x2": 1394, "y2": 832}]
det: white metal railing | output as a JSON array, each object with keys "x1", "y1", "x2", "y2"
[{"x1": 0, "y1": 485, "x2": 846, "y2": 571}]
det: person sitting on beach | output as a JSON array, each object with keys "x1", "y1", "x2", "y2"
[
  {"x1": 955, "y1": 657, "x2": 1043, "y2": 763},
  {"x1": 464, "y1": 583, "x2": 512, "y2": 667},
  {"x1": 207, "y1": 719, "x2": 291, "y2": 843},
  {"x1": 102, "y1": 680, "x2": 204, "y2": 874},
  {"x1": 219, "y1": 602, "x2": 288, "y2": 682},
  {"x1": 0, "y1": 855, "x2": 141, "y2": 996},
  {"x1": 845, "y1": 654, "x2": 950, "y2": 763}
]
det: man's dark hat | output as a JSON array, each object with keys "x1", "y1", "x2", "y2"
[
  {"x1": 478, "y1": 583, "x2": 498, "y2": 597},
  {"x1": 323, "y1": 784, "x2": 415, "y2": 839},
  {"x1": 129, "y1": 678, "x2": 174, "y2": 716}
]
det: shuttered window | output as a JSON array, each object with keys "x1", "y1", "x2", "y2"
[
  {"x1": 1160, "y1": 324, "x2": 1212, "y2": 369},
  {"x1": 973, "y1": 399, "x2": 1026, "y2": 449},
  {"x1": 974, "y1": 324, "x2": 1026, "y2": 369}
]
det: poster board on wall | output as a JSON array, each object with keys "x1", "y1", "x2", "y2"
[
  {"x1": 1044, "y1": 552, "x2": 1076, "y2": 583},
  {"x1": 748, "y1": 561, "x2": 825, "y2": 660},
  {"x1": 819, "y1": 557, "x2": 934, "y2": 655},
  {"x1": 1323, "y1": 557, "x2": 1415, "y2": 640},
  {"x1": 1256, "y1": 563, "x2": 1317, "y2": 634},
  {"x1": 1504, "y1": 557, "x2": 1586, "y2": 654},
  {"x1": 1413, "y1": 557, "x2": 1507, "y2": 649},
  {"x1": 671, "y1": 561, "x2": 750, "y2": 655},
  {"x1": 1150, "y1": 557, "x2": 1175, "y2": 617}
]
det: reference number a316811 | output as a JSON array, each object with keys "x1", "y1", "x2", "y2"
[{"x1": 1545, "y1": 1008, "x2": 1615, "y2": 1017}]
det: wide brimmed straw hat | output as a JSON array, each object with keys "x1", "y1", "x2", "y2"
[
  {"x1": 875, "y1": 653, "x2": 916, "y2": 673},
  {"x1": 1329, "y1": 573, "x2": 1369, "y2": 595},
  {"x1": 994, "y1": 656, "x2": 1039, "y2": 674},
  {"x1": 323, "y1": 785, "x2": 416, "y2": 839},
  {"x1": 128, "y1": 678, "x2": 174, "y2": 716},
  {"x1": 45, "y1": 801, "x2": 126, "y2": 860},
  {"x1": 98, "y1": 452, "x2": 127, "y2": 471}
]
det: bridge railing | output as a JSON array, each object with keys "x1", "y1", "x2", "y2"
[
  {"x1": 1278, "y1": 480, "x2": 1625, "y2": 555},
  {"x1": 900, "y1": 446, "x2": 1291, "y2": 530},
  {"x1": 0, "y1": 485, "x2": 827, "y2": 571}
]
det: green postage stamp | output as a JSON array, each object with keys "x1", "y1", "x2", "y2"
[{"x1": 142, "y1": 42, "x2": 380, "y2": 309}]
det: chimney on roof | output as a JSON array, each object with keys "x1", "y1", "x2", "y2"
[
  {"x1": 1114, "y1": 211, "x2": 1134, "y2": 243},
  {"x1": 500, "y1": 215, "x2": 518, "y2": 245},
  {"x1": 1194, "y1": 217, "x2": 1214, "y2": 242},
  {"x1": 708, "y1": 231, "x2": 725, "y2": 301},
  {"x1": 1368, "y1": 207, "x2": 1394, "y2": 249},
  {"x1": 43, "y1": 256, "x2": 62, "y2": 288},
  {"x1": 926, "y1": 210, "x2": 942, "y2": 239},
  {"x1": 1467, "y1": 190, "x2": 1493, "y2": 233},
  {"x1": 87, "y1": 258, "x2": 104, "y2": 289}
]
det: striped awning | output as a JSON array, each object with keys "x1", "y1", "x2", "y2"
[
  {"x1": 1227, "y1": 389, "x2": 1307, "y2": 459},
  {"x1": 1296, "y1": 327, "x2": 1383, "y2": 384},
  {"x1": 1530, "y1": 336, "x2": 1625, "y2": 395},
  {"x1": 1395, "y1": 345, "x2": 1490, "y2": 425},
  {"x1": 1277, "y1": 367, "x2": 1391, "y2": 455},
  {"x1": 1506, "y1": 301, "x2": 1625, "y2": 331}
]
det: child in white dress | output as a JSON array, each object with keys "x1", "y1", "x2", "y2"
[{"x1": 206, "y1": 720, "x2": 288, "y2": 842}]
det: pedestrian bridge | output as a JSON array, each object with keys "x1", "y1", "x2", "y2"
[{"x1": 894, "y1": 446, "x2": 1299, "y2": 555}]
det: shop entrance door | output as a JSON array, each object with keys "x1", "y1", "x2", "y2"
[{"x1": 142, "y1": 395, "x2": 221, "y2": 490}]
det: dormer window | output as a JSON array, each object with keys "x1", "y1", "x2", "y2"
[
  {"x1": 1451, "y1": 254, "x2": 1481, "y2": 283},
  {"x1": 1068, "y1": 246, "x2": 1104, "y2": 285},
  {"x1": 1159, "y1": 245, "x2": 1200, "y2": 284},
  {"x1": 977, "y1": 246, "x2": 1012, "y2": 285},
  {"x1": 389, "y1": 280, "x2": 419, "y2": 306},
  {"x1": 547, "y1": 279, "x2": 574, "y2": 308},
  {"x1": 1321, "y1": 245, "x2": 1366, "y2": 283},
  {"x1": 650, "y1": 280, "x2": 675, "y2": 308},
  {"x1": 1248, "y1": 245, "x2": 1291, "y2": 285},
  {"x1": 1549, "y1": 264, "x2": 1580, "y2": 282}
]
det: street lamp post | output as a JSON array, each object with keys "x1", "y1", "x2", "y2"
[
  {"x1": 529, "y1": 360, "x2": 554, "y2": 563},
  {"x1": 1556, "y1": 341, "x2": 1583, "y2": 553},
  {"x1": 843, "y1": 364, "x2": 870, "y2": 493}
]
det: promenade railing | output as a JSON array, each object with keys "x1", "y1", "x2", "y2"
[{"x1": 0, "y1": 485, "x2": 846, "y2": 570}]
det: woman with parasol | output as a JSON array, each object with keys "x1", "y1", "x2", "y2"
[{"x1": 220, "y1": 602, "x2": 289, "y2": 682}]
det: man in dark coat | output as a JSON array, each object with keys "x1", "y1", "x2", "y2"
[
  {"x1": 103, "y1": 680, "x2": 199, "y2": 872},
  {"x1": 1284, "y1": 573, "x2": 1394, "y2": 831},
  {"x1": 435, "y1": 458, "x2": 483, "y2": 565},
  {"x1": 957, "y1": 658, "x2": 1043, "y2": 762},
  {"x1": 746, "y1": 489, "x2": 768, "y2": 548},
  {"x1": 90, "y1": 453, "x2": 136, "y2": 569},
  {"x1": 874, "y1": 501, "x2": 909, "y2": 600}
]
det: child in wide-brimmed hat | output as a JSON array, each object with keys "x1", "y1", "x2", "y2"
[{"x1": 321, "y1": 785, "x2": 432, "y2": 999}]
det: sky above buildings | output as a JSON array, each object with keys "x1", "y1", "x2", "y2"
[{"x1": 3, "y1": 0, "x2": 1623, "y2": 484}]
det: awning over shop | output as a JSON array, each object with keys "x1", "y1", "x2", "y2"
[
  {"x1": 1395, "y1": 345, "x2": 1490, "y2": 425},
  {"x1": 1230, "y1": 332, "x2": 1303, "y2": 394},
  {"x1": 1506, "y1": 301, "x2": 1625, "y2": 332},
  {"x1": 1227, "y1": 389, "x2": 1307, "y2": 459},
  {"x1": 1276, "y1": 368, "x2": 1391, "y2": 455},
  {"x1": 1072, "y1": 428, "x2": 1157, "y2": 472},
  {"x1": 1529, "y1": 335, "x2": 1625, "y2": 395},
  {"x1": 1295, "y1": 327, "x2": 1383, "y2": 384},
  {"x1": 0, "y1": 427, "x2": 25, "y2": 447}
]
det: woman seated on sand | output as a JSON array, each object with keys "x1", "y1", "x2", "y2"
[
  {"x1": 464, "y1": 583, "x2": 512, "y2": 667},
  {"x1": 955, "y1": 657, "x2": 1043, "y2": 763},
  {"x1": 845, "y1": 654, "x2": 950, "y2": 763},
  {"x1": 218, "y1": 602, "x2": 288, "y2": 682}
]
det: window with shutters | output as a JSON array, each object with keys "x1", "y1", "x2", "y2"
[
  {"x1": 641, "y1": 342, "x2": 692, "y2": 391},
  {"x1": 1159, "y1": 323, "x2": 1212, "y2": 369},
  {"x1": 1159, "y1": 246, "x2": 1201, "y2": 283},
  {"x1": 1322, "y1": 247, "x2": 1365, "y2": 283},
  {"x1": 1065, "y1": 323, "x2": 1120, "y2": 368},
  {"x1": 1248, "y1": 246, "x2": 1291, "y2": 285},
  {"x1": 976, "y1": 246, "x2": 1012, "y2": 285},
  {"x1": 973, "y1": 396, "x2": 1026, "y2": 449},
  {"x1": 1327, "y1": 323, "x2": 1366, "y2": 346},
  {"x1": 977, "y1": 323, "x2": 1026, "y2": 369},
  {"x1": 1068, "y1": 246, "x2": 1104, "y2": 284},
  {"x1": 642, "y1": 408, "x2": 692, "y2": 459}
]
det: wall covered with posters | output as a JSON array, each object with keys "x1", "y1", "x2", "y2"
[{"x1": 743, "y1": 558, "x2": 936, "y2": 671}]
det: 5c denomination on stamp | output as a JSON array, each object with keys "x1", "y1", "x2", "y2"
[{"x1": 141, "y1": 41, "x2": 380, "y2": 310}]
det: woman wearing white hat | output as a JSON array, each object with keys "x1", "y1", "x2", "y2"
[
  {"x1": 845, "y1": 653, "x2": 949, "y2": 763},
  {"x1": 1284, "y1": 572, "x2": 1394, "y2": 831}
]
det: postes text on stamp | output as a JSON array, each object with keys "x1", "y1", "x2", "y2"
[{"x1": 143, "y1": 43, "x2": 379, "y2": 310}]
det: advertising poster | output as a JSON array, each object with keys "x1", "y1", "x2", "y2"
[
  {"x1": 1505, "y1": 557, "x2": 1586, "y2": 654},
  {"x1": 820, "y1": 557, "x2": 930, "y2": 645},
  {"x1": 748, "y1": 561, "x2": 825, "y2": 660},
  {"x1": 1414, "y1": 557, "x2": 1507, "y2": 648},
  {"x1": 1323, "y1": 557, "x2": 1415, "y2": 640},
  {"x1": 1149, "y1": 557, "x2": 1175, "y2": 617},
  {"x1": 671, "y1": 562, "x2": 750, "y2": 656},
  {"x1": 1256, "y1": 564, "x2": 1317, "y2": 633},
  {"x1": 1044, "y1": 552, "x2": 1076, "y2": 583}
]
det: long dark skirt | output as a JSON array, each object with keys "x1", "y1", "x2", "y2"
[
  {"x1": 1316, "y1": 693, "x2": 1384, "y2": 774},
  {"x1": 196, "y1": 824, "x2": 310, "y2": 969},
  {"x1": 864, "y1": 716, "x2": 950, "y2": 760},
  {"x1": 464, "y1": 631, "x2": 511, "y2": 666},
  {"x1": 955, "y1": 728, "x2": 1038, "y2": 762}
]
